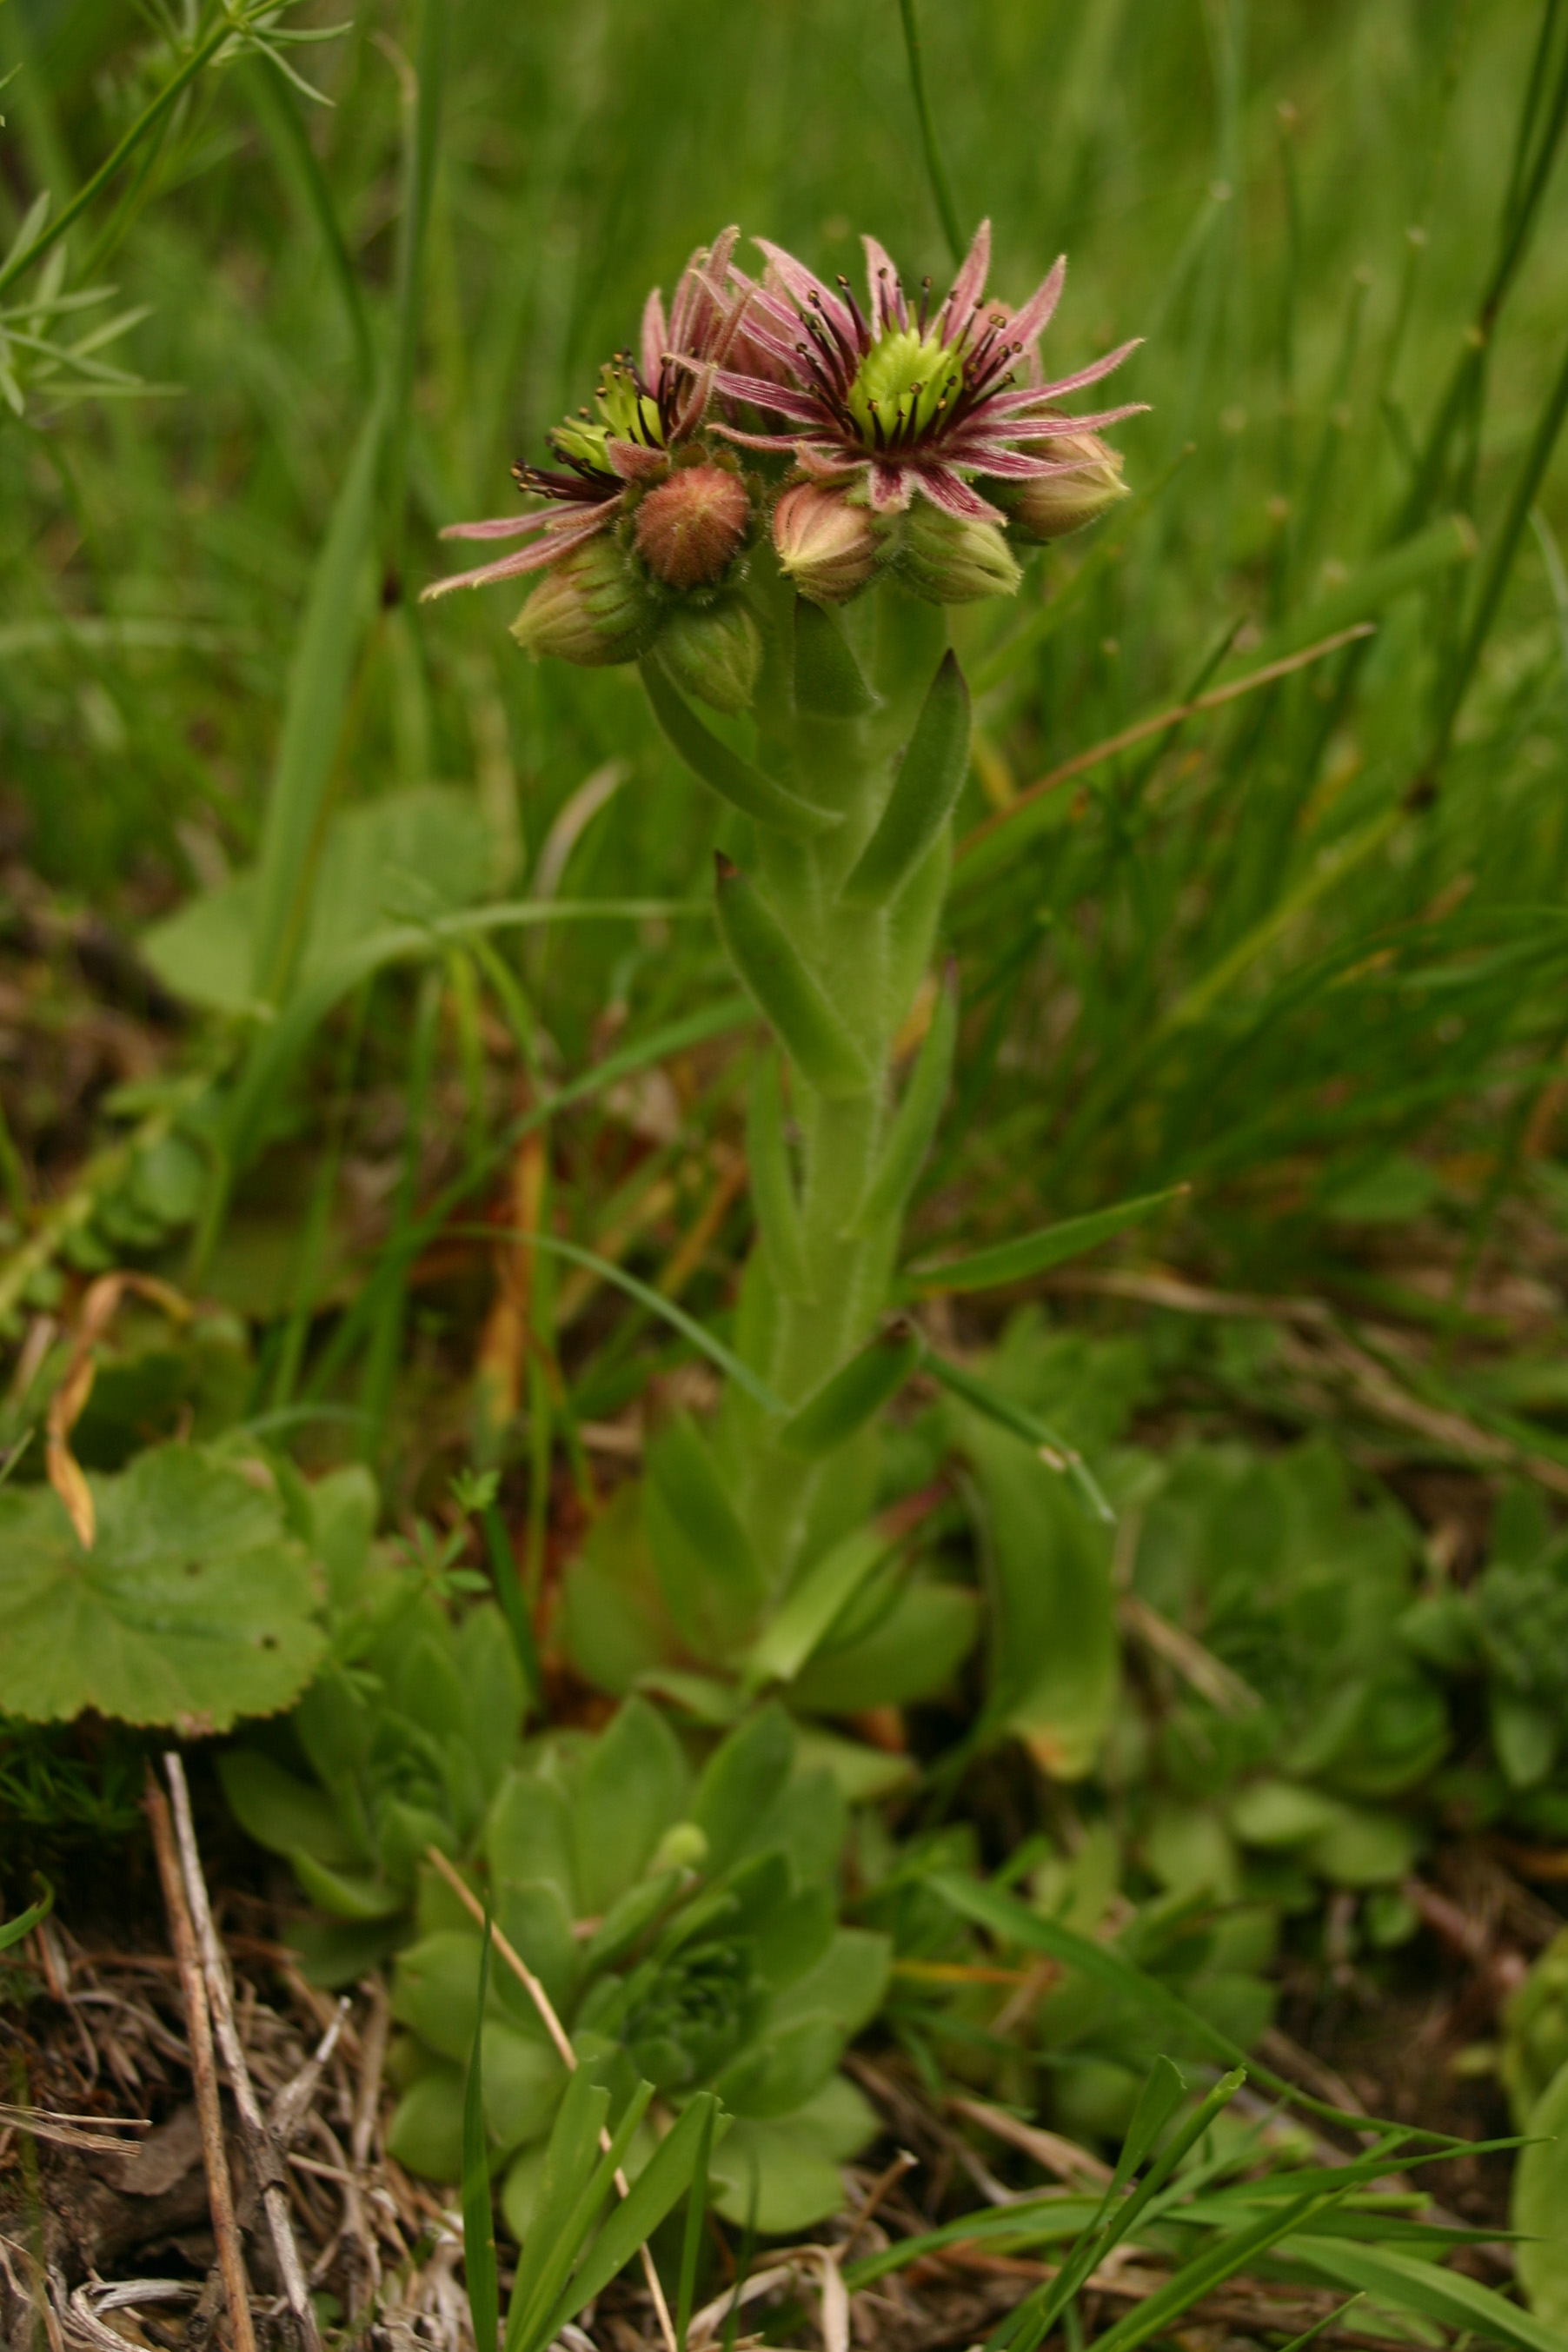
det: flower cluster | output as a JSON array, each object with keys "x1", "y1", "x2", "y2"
[{"x1": 425, "y1": 221, "x2": 1142, "y2": 703}]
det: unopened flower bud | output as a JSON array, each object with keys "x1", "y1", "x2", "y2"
[
  {"x1": 656, "y1": 599, "x2": 762, "y2": 714},
  {"x1": 650, "y1": 1821, "x2": 708, "y2": 1876},
  {"x1": 894, "y1": 501, "x2": 1021, "y2": 605},
  {"x1": 635, "y1": 462, "x2": 750, "y2": 589},
  {"x1": 773, "y1": 482, "x2": 883, "y2": 603},
  {"x1": 510, "y1": 535, "x2": 659, "y2": 666},
  {"x1": 1005, "y1": 428, "x2": 1128, "y2": 541}
]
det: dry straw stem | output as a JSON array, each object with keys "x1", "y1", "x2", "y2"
[
  {"x1": 1047, "y1": 1266, "x2": 1568, "y2": 1498},
  {"x1": 164, "y1": 1752, "x2": 325, "y2": 2352},
  {"x1": 45, "y1": 1271, "x2": 190, "y2": 1547},
  {"x1": 957, "y1": 621, "x2": 1377, "y2": 867},
  {"x1": 422, "y1": 1844, "x2": 681, "y2": 2352},
  {"x1": 143, "y1": 1768, "x2": 257, "y2": 2352}
]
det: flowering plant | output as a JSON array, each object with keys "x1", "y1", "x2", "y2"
[
  {"x1": 428, "y1": 222, "x2": 1139, "y2": 1737},
  {"x1": 384, "y1": 1699, "x2": 889, "y2": 2236}
]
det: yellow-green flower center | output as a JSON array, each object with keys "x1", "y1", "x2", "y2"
[
  {"x1": 845, "y1": 327, "x2": 960, "y2": 446},
  {"x1": 550, "y1": 361, "x2": 664, "y2": 474}
]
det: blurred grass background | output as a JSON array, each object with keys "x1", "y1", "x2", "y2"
[{"x1": 3, "y1": 0, "x2": 1568, "y2": 1498}]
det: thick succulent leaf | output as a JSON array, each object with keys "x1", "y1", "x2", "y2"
[
  {"x1": 707, "y1": 2078, "x2": 876, "y2": 2232},
  {"x1": 788, "y1": 1576, "x2": 980, "y2": 1712},
  {"x1": 288, "y1": 1915, "x2": 404, "y2": 1989},
  {"x1": 840, "y1": 652, "x2": 971, "y2": 908},
  {"x1": 959, "y1": 1410, "x2": 1118, "y2": 1776},
  {"x1": 392, "y1": 1928, "x2": 488, "y2": 2063},
  {"x1": 746, "y1": 1884, "x2": 835, "y2": 1992},
  {"x1": 558, "y1": 1482, "x2": 681, "y2": 1694},
  {"x1": 744, "y1": 1525, "x2": 898, "y2": 1689},
  {"x1": 646, "y1": 1414, "x2": 768, "y2": 1661},
  {"x1": 388, "y1": 2063, "x2": 467, "y2": 2183},
  {"x1": 483, "y1": 2019, "x2": 568, "y2": 2154},
  {"x1": 290, "y1": 1849, "x2": 409, "y2": 1923},
  {"x1": 572, "y1": 1694, "x2": 692, "y2": 1915},
  {"x1": 494, "y1": 1878, "x2": 578, "y2": 2023},
  {"x1": 0, "y1": 1445, "x2": 326, "y2": 1731},
  {"x1": 217, "y1": 1749, "x2": 362, "y2": 1869},
  {"x1": 692, "y1": 1704, "x2": 795, "y2": 1873},
  {"x1": 714, "y1": 856, "x2": 872, "y2": 1099},
  {"x1": 454, "y1": 1602, "x2": 528, "y2": 1792},
  {"x1": 767, "y1": 1928, "x2": 892, "y2": 2038},
  {"x1": 793, "y1": 1723, "x2": 916, "y2": 1802},
  {"x1": 714, "y1": 2013, "x2": 845, "y2": 2117},
  {"x1": 488, "y1": 1769, "x2": 577, "y2": 1908}
]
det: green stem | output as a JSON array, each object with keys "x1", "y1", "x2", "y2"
[{"x1": 898, "y1": 0, "x2": 966, "y2": 268}]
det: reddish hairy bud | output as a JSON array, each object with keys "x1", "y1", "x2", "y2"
[
  {"x1": 773, "y1": 482, "x2": 883, "y2": 603},
  {"x1": 635, "y1": 463, "x2": 750, "y2": 589}
]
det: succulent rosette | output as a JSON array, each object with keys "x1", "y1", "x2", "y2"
[{"x1": 385, "y1": 1698, "x2": 889, "y2": 2237}]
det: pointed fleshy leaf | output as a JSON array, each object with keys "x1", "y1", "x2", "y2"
[
  {"x1": 715, "y1": 857, "x2": 872, "y2": 1099},
  {"x1": 747, "y1": 1050, "x2": 814, "y2": 1299},
  {"x1": 642, "y1": 660, "x2": 840, "y2": 839},
  {"x1": 691, "y1": 1704, "x2": 794, "y2": 1873},
  {"x1": 780, "y1": 1329, "x2": 922, "y2": 1457},
  {"x1": 789, "y1": 1577, "x2": 980, "y2": 1712},
  {"x1": 795, "y1": 599, "x2": 876, "y2": 719},
  {"x1": 744, "y1": 1525, "x2": 898, "y2": 1689},
  {"x1": 840, "y1": 652, "x2": 971, "y2": 907},
  {"x1": 847, "y1": 967, "x2": 958, "y2": 1236},
  {"x1": 647, "y1": 1411, "x2": 767, "y2": 1628}
]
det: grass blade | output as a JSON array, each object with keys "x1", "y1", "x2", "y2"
[
  {"x1": 676, "y1": 2096, "x2": 715, "y2": 2351},
  {"x1": 906, "y1": 1185, "x2": 1186, "y2": 1294},
  {"x1": 250, "y1": 389, "x2": 389, "y2": 1004},
  {"x1": 543, "y1": 2091, "x2": 720, "y2": 2341},
  {"x1": 462, "y1": 1912, "x2": 499, "y2": 2352}
]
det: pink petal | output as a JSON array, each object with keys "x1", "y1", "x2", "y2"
[
  {"x1": 641, "y1": 287, "x2": 668, "y2": 388},
  {"x1": 867, "y1": 462, "x2": 914, "y2": 515},
  {"x1": 914, "y1": 466, "x2": 1005, "y2": 523},
  {"x1": 421, "y1": 513, "x2": 606, "y2": 600},
  {"x1": 438, "y1": 510, "x2": 555, "y2": 542},
  {"x1": 752, "y1": 237, "x2": 855, "y2": 342},
  {"x1": 1034, "y1": 338, "x2": 1144, "y2": 402},
  {"x1": 795, "y1": 443, "x2": 862, "y2": 480},
  {"x1": 714, "y1": 370, "x2": 824, "y2": 422},
  {"x1": 709, "y1": 422, "x2": 812, "y2": 453},
  {"x1": 1005, "y1": 255, "x2": 1066, "y2": 350},
  {"x1": 943, "y1": 217, "x2": 992, "y2": 326}
]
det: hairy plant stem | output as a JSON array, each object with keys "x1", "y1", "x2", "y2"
[{"x1": 721, "y1": 581, "x2": 951, "y2": 1587}]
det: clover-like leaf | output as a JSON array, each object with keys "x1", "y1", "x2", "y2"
[{"x1": 0, "y1": 1444, "x2": 326, "y2": 1731}]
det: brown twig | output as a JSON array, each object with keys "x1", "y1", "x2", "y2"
[
  {"x1": 144, "y1": 1769, "x2": 256, "y2": 2352},
  {"x1": 163, "y1": 1753, "x2": 325, "y2": 2352},
  {"x1": 424, "y1": 1843, "x2": 680, "y2": 2352}
]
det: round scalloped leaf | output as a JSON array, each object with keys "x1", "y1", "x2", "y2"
[{"x1": 0, "y1": 1445, "x2": 326, "y2": 1732}]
